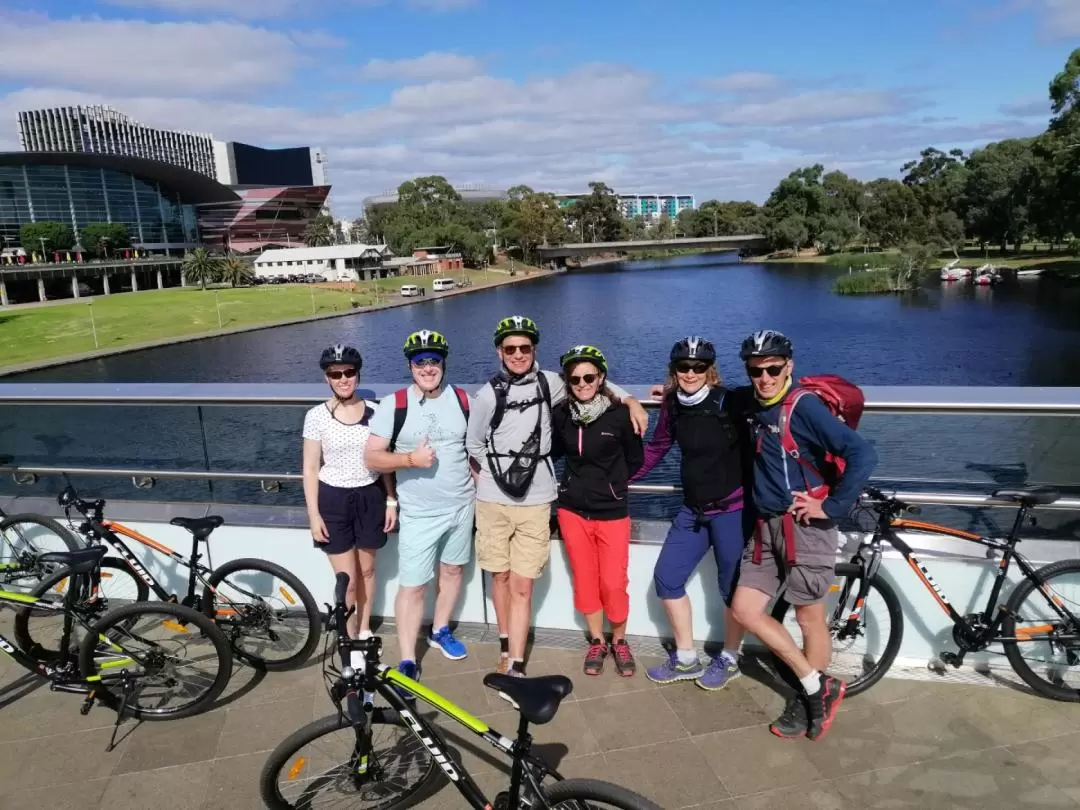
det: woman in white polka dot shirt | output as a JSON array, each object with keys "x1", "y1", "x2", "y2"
[{"x1": 302, "y1": 344, "x2": 397, "y2": 640}]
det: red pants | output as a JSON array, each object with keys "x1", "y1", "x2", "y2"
[{"x1": 556, "y1": 508, "x2": 631, "y2": 624}]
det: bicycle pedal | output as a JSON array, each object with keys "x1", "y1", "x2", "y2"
[{"x1": 939, "y1": 651, "x2": 964, "y2": 668}]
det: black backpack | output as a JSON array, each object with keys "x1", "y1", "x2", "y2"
[{"x1": 484, "y1": 371, "x2": 553, "y2": 498}]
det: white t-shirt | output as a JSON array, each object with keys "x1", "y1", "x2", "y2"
[{"x1": 302, "y1": 401, "x2": 379, "y2": 489}]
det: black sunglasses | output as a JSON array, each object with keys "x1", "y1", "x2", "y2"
[
  {"x1": 502, "y1": 344, "x2": 534, "y2": 356},
  {"x1": 747, "y1": 364, "x2": 786, "y2": 378},
  {"x1": 326, "y1": 368, "x2": 358, "y2": 380},
  {"x1": 569, "y1": 373, "x2": 599, "y2": 386},
  {"x1": 675, "y1": 362, "x2": 710, "y2": 374}
]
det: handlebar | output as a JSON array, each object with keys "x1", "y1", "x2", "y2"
[
  {"x1": 57, "y1": 486, "x2": 105, "y2": 521},
  {"x1": 860, "y1": 486, "x2": 920, "y2": 517},
  {"x1": 330, "y1": 571, "x2": 381, "y2": 668}
]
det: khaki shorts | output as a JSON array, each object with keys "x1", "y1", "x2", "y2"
[
  {"x1": 475, "y1": 501, "x2": 552, "y2": 579},
  {"x1": 738, "y1": 516, "x2": 838, "y2": 605}
]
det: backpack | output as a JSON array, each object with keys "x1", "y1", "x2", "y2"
[
  {"x1": 484, "y1": 371, "x2": 553, "y2": 498},
  {"x1": 387, "y1": 385, "x2": 470, "y2": 452},
  {"x1": 489, "y1": 371, "x2": 552, "y2": 435},
  {"x1": 776, "y1": 375, "x2": 865, "y2": 499}
]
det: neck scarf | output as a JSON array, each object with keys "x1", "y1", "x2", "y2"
[
  {"x1": 570, "y1": 393, "x2": 611, "y2": 425},
  {"x1": 676, "y1": 385, "x2": 711, "y2": 407},
  {"x1": 756, "y1": 376, "x2": 793, "y2": 407}
]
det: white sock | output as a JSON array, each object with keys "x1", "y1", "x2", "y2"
[
  {"x1": 350, "y1": 630, "x2": 373, "y2": 668},
  {"x1": 800, "y1": 670, "x2": 822, "y2": 694},
  {"x1": 676, "y1": 648, "x2": 698, "y2": 666}
]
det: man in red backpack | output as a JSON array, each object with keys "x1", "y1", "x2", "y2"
[{"x1": 730, "y1": 329, "x2": 877, "y2": 742}]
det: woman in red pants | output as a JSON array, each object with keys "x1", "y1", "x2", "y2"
[{"x1": 551, "y1": 345, "x2": 644, "y2": 676}]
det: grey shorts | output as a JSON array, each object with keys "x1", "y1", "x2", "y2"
[{"x1": 738, "y1": 516, "x2": 838, "y2": 605}]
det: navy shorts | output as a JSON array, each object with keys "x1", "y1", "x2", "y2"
[
  {"x1": 316, "y1": 480, "x2": 387, "y2": 553},
  {"x1": 653, "y1": 505, "x2": 748, "y2": 606}
]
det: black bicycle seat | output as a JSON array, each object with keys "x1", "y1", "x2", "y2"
[
  {"x1": 169, "y1": 515, "x2": 225, "y2": 540},
  {"x1": 37, "y1": 545, "x2": 107, "y2": 575},
  {"x1": 482, "y1": 673, "x2": 573, "y2": 725},
  {"x1": 992, "y1": 486, "x2": 1061, "y2": 506}
]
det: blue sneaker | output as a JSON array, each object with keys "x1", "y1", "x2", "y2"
[
  {"x1": 394, "y1": 660, "x2": 420, "y2": 701},
  {"x1": 645, "y1": 651, "x2": 704, "y2": 684},
  {"x1": 697, "y1": 653, "x2": 741, "y2": 691},
  {"x1": 428, "y1": 625, "x2": 468, "y2": 660}
]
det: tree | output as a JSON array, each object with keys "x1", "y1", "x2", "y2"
[
  {"x1": 963, "y1": 138, "x2": 1037, "y2": 253},
  {"x1": 78, "y1": 222, "x2": 131, "y2": 258},
  {"x1": 220, "y1": 256, "x2": 254, "y2": 287},
  {"x1": 564, "y1": 182, "x2": 623, "y2": 242},
  {"x1": 500, "y1": 185, "x2": 567, "y2": 263},
  {"x1": 763, "y1": 165, "x2": 827, "y2": 250},
  {"x1": 863, "y1": 179, "x2": 927, "y2": 248},
  {"x1": 303, "y1": 213, "x2": 335, "y2": 247},
  {"x1": 182, "y1": 247, "x2": 221, "y2": 290},
  {"x1": 901, "y1": 147, "x2": 969, "y2": 228},
  {"x1": 20, "y1": 221, "x2": 75, "y2": 255}
]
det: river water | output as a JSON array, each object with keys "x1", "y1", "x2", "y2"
[{"x1": 5, "y1": 255, "x2": 1080, "y2": 534}]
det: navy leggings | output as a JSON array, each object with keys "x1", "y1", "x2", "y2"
[{"x1": 653, "y1": 506, "x2": 746, "y2": 606}]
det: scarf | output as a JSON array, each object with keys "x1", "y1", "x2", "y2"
[
  {"x1": 570, "y1": 393, "x2": 611, "y2": 425},
  {"x1": 676, "y1": 385, "x2": 711, "y2": 407},
  {"x1": 756, "y1": 376, "x2": 792, "y2": 407}
]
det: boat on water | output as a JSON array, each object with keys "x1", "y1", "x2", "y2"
[
  {"x1": 974, "y1": 264, "x2": 1001, "y2": 286},
  {"x1": 1016, "y1": 268, "x2": 1045, "y2": 279},
  {"x1": 939, "y1": 259, "x2": 973, "y2": 282}
]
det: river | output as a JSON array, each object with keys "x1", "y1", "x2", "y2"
[{"x1": 4, "y1": 255, "x2": 1080, "y2": 534}]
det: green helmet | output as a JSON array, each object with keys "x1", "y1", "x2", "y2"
[
  {"x1": 560, "y1": 344, "x2": 608, "y2": 373},
  {"x1": 403, "y1": 329, "x2": 449, "y2": 359},
  {"x1": 493, "y1": 315, "x2": 540, "y2": 346}
]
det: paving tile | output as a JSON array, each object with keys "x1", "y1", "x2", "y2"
[
  {"x1": 0, "y1": 689, "x2": 118, "y2": 743},
  {"x1": 734, "y1": 782, "x2": 852, "y2": 810},
  {"x1": 201, "y1": 751, "x2": 269, "y2": 810},
  {"x1": 576, "y1": 690, "x2": 686, "y2": 752},
  {"x1": 693, "y1": 725, "x2": 827, "y2": 797},
  {"x1": 0, "y1": 777, "x2": 110, "y2": 810},
  {"x1": 659, "y1": 678, "x2": 771, "y2": 736},
  {"x1": 99, "y1": 761, "x2": 212, "y2": 810},
  {"x1": 1004, "y1": 731, "x2": 1080, "y2": 793},
  {"x1": 215, "y1": 695, "x2": 320, "y2": 757},
  {"x1": 0, "y1": 726, "x2": 129, "y2": 786},
  {"x1": 953, "y1": 685, "x2": 1080, "y2": 745},
  {"x1": 479, "y1": 701, "x2": 601, "y2": 764},
  {"x1": 604, "y1": 737, "x2": 728, "y2": 808},
  {"x1": 112, "y1": 709, "x2": 227, "y2": 774},
  {"x1": 556, "y1": 649, "x2": 664, "y2": 701}
]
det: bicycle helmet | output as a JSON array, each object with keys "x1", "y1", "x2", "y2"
[
  {"x1": 319, "y1": 343, "x2": 363, "y2": 370},
  {"x1": 493, "y1": 315, "x2": 540, "y2": 346},
  {"x1": 669, "y1": 336, "x2": 716, "y2": 364},
  {"x1": 560, "y1": 344, "x2": 608, "y2": 373},
  {"x1": 403, "y1": 329, "x2": 449, "y2": 359},
  {"x1": 739, "y1": 330, "x2": 793, "y2": 361}
]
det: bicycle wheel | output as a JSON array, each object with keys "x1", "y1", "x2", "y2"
[
  {"x1": 770, "y1": 563, "x2": 903, "y2": 698},
  {"x1": 541, "y1": 778, "x2": 663, "y2": 809},
  {"x1": 1003, "y1": 558, "x2": 1080, "y2": 701},
  {"x1": 14, "y1": 556, "x2": 149, "y2": 661},
  {"x1": 260, "y1": 710, "x2": 438, "y2": 809},
  {"x1": 202, "y1": 557, "x2": 320, "y2": 671},
  {"x1": 0, "y1": 513, "x2": 80, "y2": 590},
  {"x1": 79, "y1": 600, "x2": 232, "y2": 720}
]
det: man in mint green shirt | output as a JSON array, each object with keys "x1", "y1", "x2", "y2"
[{"x1": 365, "y1": 330, "x2": 474, "y2": 682}]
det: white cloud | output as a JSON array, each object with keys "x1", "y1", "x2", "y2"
[
  {"x1": 1036, "y1": 0, "x2": 1080, "y2": 38},
  {"x1": 406, "y1": 0, "x2": 480, "y2": 10},
  {"x1": 715, "y1": 90, "x2": 922, "y2": 127},
  {"x1": 103, "y1": 0, "x2": 303, "y2": 18},
  {"x1": 1000, "y1": 94, "x2": 1051, "y2": 117},
  {"x1": 705, "y1": 71, "x2": 782, "y2": 94},
  {"x1": 360, "y1": 52, "x2": 484, "y2": 81}
]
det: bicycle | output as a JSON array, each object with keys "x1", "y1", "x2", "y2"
[
  {"x1": 770, "y1": 484, "x2": 1080, "y2": 701},
  {"x1": 14, "y1": 485, "x2": 321, "y2": 672},
  {"x1": 0, "y1": 544, "x2": 232, "y2": 751},
  {"x1": 0, "y1": 505, "x2": 81, "y2": 590},
  {"x1": 259, "y1": 571, "x2": 663, "y2": 810}
]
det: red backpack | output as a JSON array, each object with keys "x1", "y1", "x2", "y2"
[{"x1": 777, "y1": 375, "x2": 865, "y2": 499}]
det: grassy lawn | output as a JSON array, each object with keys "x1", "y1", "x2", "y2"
[{"x1": 0, "y1": 267, "x2": 513, "y2": 369}]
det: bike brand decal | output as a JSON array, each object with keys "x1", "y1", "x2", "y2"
[
  {"x1": 0, "y1": 634, "x2": 16, "y2": 654},
  {"x1": 907, "y1": 556, "x2": 951, "y2": 611},
  {"x1": 114, "y1": 546, "x2": 156, "y2": 588},
  {"x1": 399, "y1": 708, "x2": 460, "y2": 781}
]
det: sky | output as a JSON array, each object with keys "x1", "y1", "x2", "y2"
[{"x1": 0, "y1": 0, "x2": 1077, "y2": 219}]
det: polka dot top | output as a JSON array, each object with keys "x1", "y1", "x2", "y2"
[{"x1": 302, "y1": 401, "x2": 379, "y2": 489}]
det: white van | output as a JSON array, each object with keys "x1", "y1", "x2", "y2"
[
  {"x1": 400, "y1": 284, "x2": 420, "y2": 297},
  {"x1": 432, "y1": 278, "x2": 455, "y2": 292}
]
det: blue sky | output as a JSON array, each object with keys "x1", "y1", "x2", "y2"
[{"x1": 0, "y1": 0, "x2": 1076, "y2": 217}]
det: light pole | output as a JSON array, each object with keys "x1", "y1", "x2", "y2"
[{"x1": 39, "y1": 237, "x2": 48, "y2": 263}]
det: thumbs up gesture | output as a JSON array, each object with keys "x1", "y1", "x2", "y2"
[{"x1": 411, "y1": 436, "x2": 437, "y2": 468}]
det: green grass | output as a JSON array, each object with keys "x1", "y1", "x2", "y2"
[
  {"x1": 833, "y1": 268, "x2": 914, "y2": 295},
  {"x1": 0, "y1": 268, "x2": 507, "y2": 369}
]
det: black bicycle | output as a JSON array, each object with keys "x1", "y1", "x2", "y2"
[
  {"x1": 771, "y1": 484, "x2": 1080, "y2": 701},
  {"x1": 0, "y1": 505, "x2": 81, "y2": 590},
  {"x1": 0, "y1": 544, "x2": 232, "y2": 750},
  {"x1": 260, "y1": 572, "x2": 663, "y2": 810},
  {"x1": 14, "y1": 485, "x2": 321, "y2": 672}
]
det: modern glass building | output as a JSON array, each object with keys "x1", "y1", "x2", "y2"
[
  {"x1": 555, "y1": 192, "x2": 696, "y2": 222},
  {"x1": 0, "y1": 152, "x2": 239, "y2": 253}
]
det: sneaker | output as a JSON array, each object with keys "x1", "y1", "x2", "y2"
[
  {"x1": 696, "y1": 653, "x2": 741, "y2": 691},
  {"x1": 428, "y1": 625, "x2": 468, "y2": 660},
  {"x1": 508, "y1": 660, "x2": 526, "y2": 678},
  {"x1": 806, "y1": 674, "x2": 847, "y2": 741},
  {"x1": 583, "y1": 638, "x2": 608, "y2": 676},
  {"x1": 769, "y1": 694, "x2": 809, "y2": 739},
  {"x1": 394, "y1": 660, "x2": 420, "y2": 701},
  {"x1": 495, "y1": 653, "x2": 510, "y2": 675},
  {"x1": 610, "y1": 639, "x2": 636, "y2": 677},
  {"x1": 645, "y1": 651, "x2": 704, "y2": 684}
]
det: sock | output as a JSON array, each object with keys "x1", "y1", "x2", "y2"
[
  {"x1": 357, "y1": 629, "x2": 373, "y2": 640},
  {"x1": 510, "y1": 658, "x2": 526, "y2": 673},
  {"x1": 499, "y1": 634, "x2": 509, "y2": 655},
  {"x1": 800, "y1": 670, "x2": 822, "y2": 695},
  {"x1": 718, "y1": 650, "x2": 738, "y2": 667},
  {"x1": 676, "y1": 648, "x2": 698, "y2": 666}
]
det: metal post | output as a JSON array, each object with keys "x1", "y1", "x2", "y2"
[
  {"x1": 130, "y1": 269, "x2": 138, "y2": 292},
  {"x1": 310, "y1": 287, "x2": 316, "y2": 315},
  {"x1": 88, "y1": 302, "x2": 99, "y2": 349},
  {"x1": 103, "y1": 273, "x2": 111, "y2": 295},
  {"x1": 37, "y1": 278, "x2": 46, "y2": 302},
  {"x1": 71, "y1": 275, "x2": 80, "y2": 299},
  {"x1": 0, "y1": 279, "x2": 8, "y2": 306},
  {"x1": 156, "y1": 268, "x2": 163, "y2": 289},
  {"x1": 215, "y1": 291, "x2": 222, "y2": 329}
]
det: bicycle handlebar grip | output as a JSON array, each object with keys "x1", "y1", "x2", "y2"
[{"x1": 334, "y1": 571, "x2": 350, "y2": 609}]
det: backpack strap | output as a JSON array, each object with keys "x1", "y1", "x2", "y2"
[
  {"x1": 536, "y1": 369, "x2": 552, "y2": 412},
  {"x1": 388, "y1": 388, "x2": 409, "y2": 452},
  {"x1": 451, "y1": 385, "x2": 470, "y2": 419},
  {"x1": 779, "y1": 388, "x2": 828, "y2": 498}
]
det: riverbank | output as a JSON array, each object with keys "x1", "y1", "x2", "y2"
[
  {"x1": 753, "y1": 248, "x2": 1080, "y2": 277},
  {"x1": 0, "y1": 262, "x2": 555, "y2": 375}
]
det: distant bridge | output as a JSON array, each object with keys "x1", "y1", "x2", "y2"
[{"x1": 536, "y1": 234, "x2": 768, "y2": 261}]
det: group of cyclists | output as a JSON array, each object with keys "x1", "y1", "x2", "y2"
[{"x1": 301, "y1": 316, "x2": 878, "y2": 742}]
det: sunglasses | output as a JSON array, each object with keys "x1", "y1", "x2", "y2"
[
  {"x1": 502, "y1": 344, "x2": 534, "y2": 356},
  {"x1": 675, "y1": 362, "x2": 710, "y2": 374},
  {"x1": 747, "y1": 364, "x2": 786, "y2": 378},
  {"x1": 569, "y1": 373, "x2": 599, "y2": 386},
  {"x1": 326, "y1": 368, "x2": 358, "y2": 380},
  {"x1": 411, "y1": 357, "x2": 443, "y2": 368}
]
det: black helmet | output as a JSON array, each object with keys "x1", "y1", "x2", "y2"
[
  {"x1": 493, "y1": 315, "x2": 540, "y2": 346},
  {"x1": 319, "y1": 343, "x2": 362, "y2": 370},
  {"x1": 670, "y1": 336, "x2": 716, "y2": 364},
  {"x1": 739, "y1": 330, "x2": 793, "y2": 361}
]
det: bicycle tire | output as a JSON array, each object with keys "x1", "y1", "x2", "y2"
[
  {"x1": 79, "y1": 600, "x2": 232, "y2": 720},
  {"x1": 260, "y1": 710, "x2": 439, "y2": 810},
  {"x1": 202, "y1": 557, "x2": 321, "y2": 671},
  {"x1": 0, "y1": 513, "x2": 81, "y2": 587},
  {"x1": 13, "y1": 556, "x2": 150, "y2": 661},
  {"x1": 541, "y1": 777, "x2": 664, "y2": 809},
  {"x1": 1003, "y1": 558, "x2": 1080, "y2": 702},
  {"x1": 770, "y1": 564, "x2": 903, "y2": 699}
]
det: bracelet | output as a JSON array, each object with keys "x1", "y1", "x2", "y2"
[
  {"x1": 386, "y1": 498, "x2": 398, "y2": 508},
  {"x1": 406, "y1": 452, "x2": 413, "y2": 468}
]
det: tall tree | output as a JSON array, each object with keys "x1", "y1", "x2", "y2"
[
  {"x1": 863, "y1": 179, "x2": 927, "y2": 248},
  {"x1": 565, "y1": 182, "x2": 623, "y2": 242},
  {"x1": 963, "y1": 138, "x2": 1038, "y2": 253},
  {"x1": 763, "y1": 165, "x2": 827, "y2": 250},
  {"x1": 500, "y1": 185, "x2": 567, "y2": 262}
]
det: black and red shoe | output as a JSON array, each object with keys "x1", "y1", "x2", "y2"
[{"x1": 806, "y1": 674, "x2": 847, "y2": 741}]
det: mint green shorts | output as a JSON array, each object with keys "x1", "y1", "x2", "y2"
[{"x1": 397, "y1": 501, "x2": 475, "y2": 587}]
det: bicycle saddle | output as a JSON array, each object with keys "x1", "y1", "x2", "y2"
[
  {"x1": 483, "y1": 673, "x2": 573, "y2": 725},
  {"x1": 992, "y1": 486, "x2": 1060, "y2": 506},
  {"x1": 170, "y1": 515, "x2": 225, "y2": 541},
  {"x1": 37, "y1": 545, "x2": 107, "y2": 575}
]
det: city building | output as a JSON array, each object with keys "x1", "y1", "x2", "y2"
[
  {"x1": 555, "y1": 192, "x2": 696, "y2": 223},
  {"x1": 18, "y1": 106, "x2": 216, "y2": 179},
  {"x1": 381, "y1": 246, "x2": 464, "y2": 277},
  {"x1": 197, "y1": 185, "x2": 332, "y2": 254},
  {"x1": 253, "y1": 244, "x2": 392, "y2": 282},
  {"x1": 212, "y1": 141, "x2": 329, "y2": 187}
]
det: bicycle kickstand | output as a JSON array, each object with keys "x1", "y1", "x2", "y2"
[{"x1": 106, "y1": 670, "x2": 134, "y2": 753}]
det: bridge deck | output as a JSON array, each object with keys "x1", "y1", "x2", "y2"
[{"x1": 4, "y1": 624, "x2": 1078, "y2": 810}]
